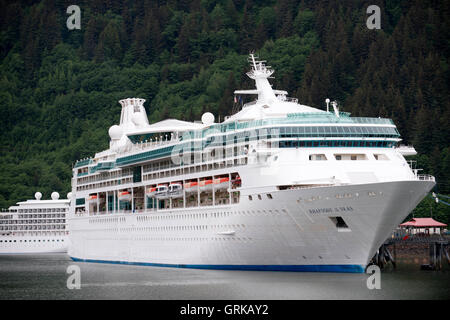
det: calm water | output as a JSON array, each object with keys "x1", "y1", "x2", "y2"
[{"x1": 0, "y1": 254, "x2": 449, "y2": 300}]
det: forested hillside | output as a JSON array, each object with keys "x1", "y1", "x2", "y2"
[{"x1": 0, "y1": 0, "x2": 449, "y2": 222}]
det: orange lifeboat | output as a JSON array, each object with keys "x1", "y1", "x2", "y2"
[
  {"x1": 213, "y1": 177, "x2": 229, "y2": 189},
  {"x1": 232, "y1": 176, "x2": 241, "y2": 187},
  {"x1": 118, "y1": 191, "x2": 131, "y2": 201},
  {"x1": 87, "y1": 195, "x2": 98, "y2": 202},
  {"x1": 184, "y1": 181, "x2": 198, "y2": 193},
  {"x1": 199, "y1": 179, "x2": 213, "y2": 191},
  {"x1": 146, "y1": 186, "x2": 157, "y2": 197}
]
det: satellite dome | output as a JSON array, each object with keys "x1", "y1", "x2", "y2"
[
  {"x1": 67, "y1": 192, "x2": 72, "y2": 200},
  {"x1": 201, "y1": 112, "x2": 215, "y2": 125},
  {"x1": 108, "y1": 125, "x2": 123, "y2": 140},
  {"x1": 35, "y1": 192, "x2": 42, "y2": 200},
  {"x1": 51, "y1": 192, "x2": 60, "y2": 200}
]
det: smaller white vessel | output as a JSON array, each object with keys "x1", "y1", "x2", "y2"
[{"x1": 0, "y1": 192, "x2": 70, "y2": 254}]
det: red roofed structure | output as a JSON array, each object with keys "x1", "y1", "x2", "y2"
[
  {"x1": 400, "y1": 218, "x2": 447, "y2": 235},
  {"x1": 400, "y1": 218, "x2": 447, "y2": 227}
]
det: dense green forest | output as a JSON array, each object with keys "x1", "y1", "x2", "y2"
[{"x1": 0, "y1": 0, "x2": 449, "y2": 223}]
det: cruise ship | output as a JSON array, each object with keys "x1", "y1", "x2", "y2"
[
  {"x1": 68, "y1": 54, "x2": 435, "y2": 272},
  {"x1": 0, "y1": 192, "x2": 70, "y2": 253}
]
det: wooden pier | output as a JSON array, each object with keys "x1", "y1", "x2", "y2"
[{"x1": 370, "y1": 233, "x2": 450, "y2": 270}]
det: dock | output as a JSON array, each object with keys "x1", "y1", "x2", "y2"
[{"x1": 370, "y1": 232, "x2": 450, "y2": 270}]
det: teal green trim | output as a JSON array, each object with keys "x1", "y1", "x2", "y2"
[
  {"x1": 76, "y1": 116, "x2": 400, "y2": 168},
  {"x1": 146, "y1": 196, "x2": 156, "y2": 209},
  {"x1": 108, "y1": 195, "x2": 114, "y2": 211},
  {"x1": 116, "y1": 146, "x2": 174, "y2": 166},
  {"x1": 75, "y1": 115, "x2": 397, "y2": 165},
  {"x1": 133, "y1": 166, "x2": 142, "y2": 183},
  {"x1": 114, "y1": 137, "x2": 398, "y2": 166},
  {"x1": 74, "y1": 159, "x2": 92, "y2": 168},
  {"x1": 90, "y1": 161, "x2": 115, "y2": 174},
  {"x1": 119, "y1": 200, "x2": 131, "y2": 210}
]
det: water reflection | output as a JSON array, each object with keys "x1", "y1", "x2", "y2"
[{"x1": 0, "y1": 254, "x2": 448, "y2": 300}]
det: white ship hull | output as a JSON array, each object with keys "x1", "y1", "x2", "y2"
[
  {"x1": 68, "y1": 180, "x2": 433, "y2": 272},
  {"x1": 0, "y1": 235, "x2": 68, "y2": 254}
]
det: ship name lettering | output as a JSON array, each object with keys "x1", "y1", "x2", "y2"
[
  {"x1": 308, "y1": 208, "x2": 333, "y2": 214},
  {"x1": 334, "y1": 207, "x2": 353, "y2": 212},
  {"x1": 309, "y1": 207, "x2": 353, "y2": 214}
]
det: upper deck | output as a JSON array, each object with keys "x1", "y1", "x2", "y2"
[{"x1": 73, "y1": 55, "x2": 401, "y2": 176}]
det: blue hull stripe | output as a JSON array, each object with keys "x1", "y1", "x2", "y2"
[{"x1": 70, "y1": 256, "x2": 365, "y2": 273}]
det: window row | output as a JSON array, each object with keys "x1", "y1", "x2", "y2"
[
  {"x1": 0, "y1": 219, "x2": 65, "y2": 225},
  {"x1": 0, "y1": 225, "x2": 66, "y2": 230},
  {"x1": 18, "y1": 214, "x2": 65, "y2": 219},
  {"x1": 279, "y1": 140, "x2": 396, "y2": 148},
  {"x1": 17, "y1": 208, "x2": 67, "y2": 213},
  {"x1": 0, "y1": 239, "x2": 65, "y2": 243}
]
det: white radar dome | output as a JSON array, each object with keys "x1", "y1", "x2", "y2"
[
  {"x1": 201, "y1": 112, "x2": 215, "y2": 125},
  {"x1": 51, "y1": 192, "x2": 60, "y2": 200},
  {"x1": 109, "y1": 125, "x2": 123, "y2": 140},
  {"x1": 67, "y1": 192, "x2": 72, "y2": 200},
  {"x1": 35, "y1": 192, "x2": 42, "y2": 200}
]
